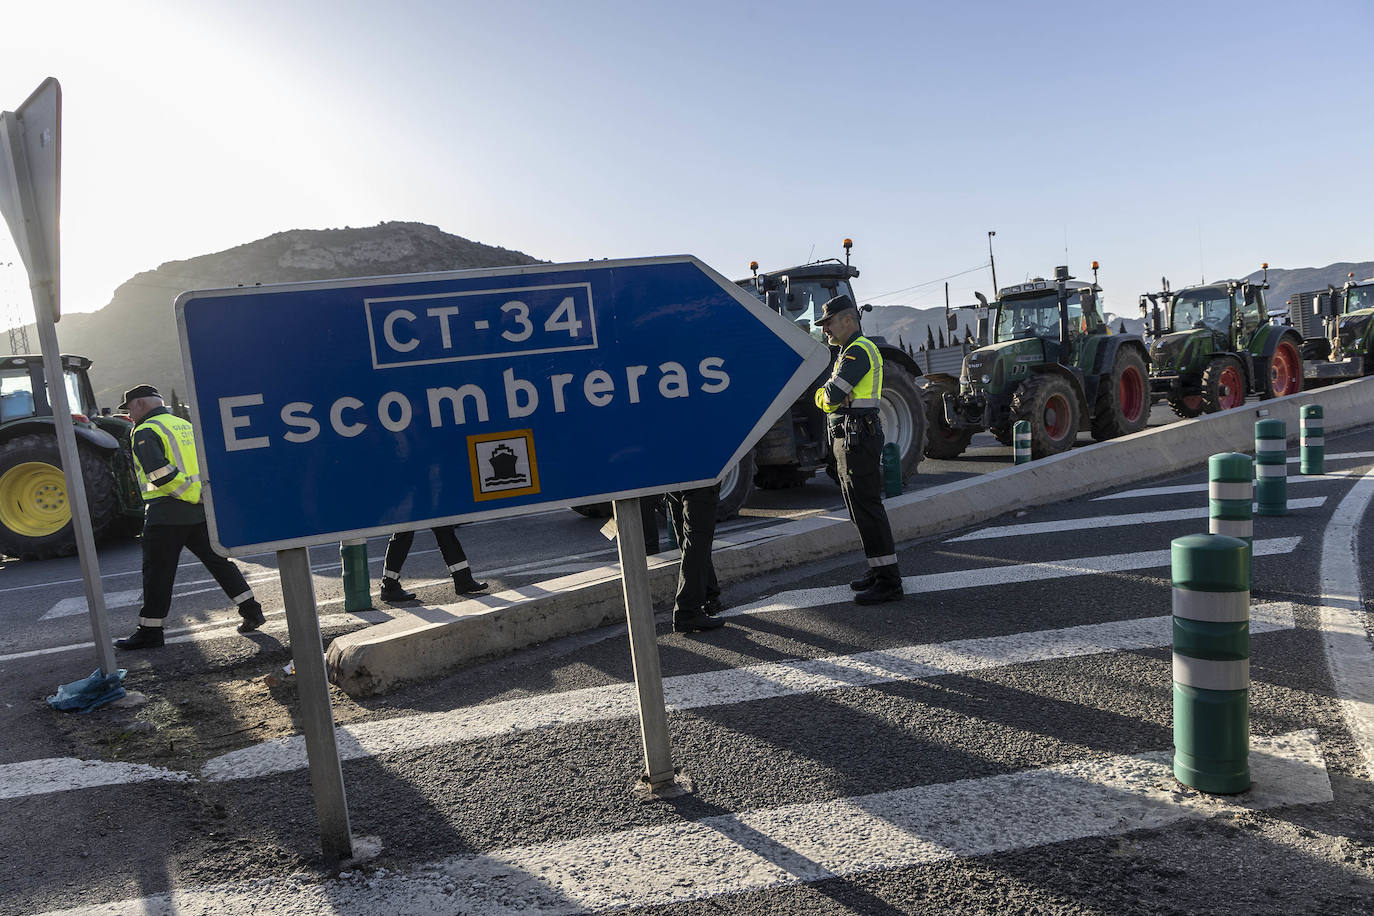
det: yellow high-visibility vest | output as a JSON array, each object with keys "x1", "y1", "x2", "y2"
[
  {"x1": 815, "y1": 335, "x2": 884, "y2": 413},
  {"x1": 134, "y1": 413, "x2": 202, "y2": 504}
]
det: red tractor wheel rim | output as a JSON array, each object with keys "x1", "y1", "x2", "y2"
[
  {"x1": 1118, "y1": 366, "x2": 1145, "y2": 423},
  {"x1": 1271, "y1": 342, "x2": 1300, "y2": 396},
  {"x1": 1183, "y1": 394, "x2": 1204, "y2": 411},
  {"x1": 1043, "y1": 393, "x2": 1072, "y2": 439},
  {"x1": 1219, "y1": 366, "x2": 1245, "y2": 409}
]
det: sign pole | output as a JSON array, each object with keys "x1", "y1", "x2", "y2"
[
  {"x1": 0, "y1": 80, "x2": 115, "y2": 676},
  {"x1": 611, "y1": 497, "x2": 674, "y2": 787},
  {"x1": 277, "y1": 547, "x2": 353, "y2": 859}
]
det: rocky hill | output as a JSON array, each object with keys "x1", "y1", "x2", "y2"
[{"x1": 25, "y1": 222, "x2": 543, "y2": 408}]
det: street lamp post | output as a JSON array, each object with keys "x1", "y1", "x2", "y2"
[{"x1": 987, "y1": 230, "x2": 999, "y2": 294}]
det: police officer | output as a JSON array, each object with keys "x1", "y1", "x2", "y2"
[
  {"x1": 114, "y1": 385, "x2": 265, "y2": 650},
  {"x1": 813, "y1": 296, "x2": 904, "y2": 603},
  {"x1": 379, "y1": 524, "x2": 488, "y2": 601},
  {"x1": 664, "y1": 484, "x2": 724, "y2": 633}
]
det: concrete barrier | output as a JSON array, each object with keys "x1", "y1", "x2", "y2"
[{"x1": 327, "y1": 377, "x2": 1374, "y2": 696}]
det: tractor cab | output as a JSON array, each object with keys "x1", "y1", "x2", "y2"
[
  {"x1": 742, "y1": 260, "x2": 859, "y2": 345},
  {"x1": 0, "y1": 354, "x2": 103, "y2": 423}
]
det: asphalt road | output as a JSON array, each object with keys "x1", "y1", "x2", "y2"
[
  {"x1": 3, "y1": 416, "x2": 1373, "y2": 914},
  {"x1": 0, "y1": 404, "x2": 1181, "y2": 664}
]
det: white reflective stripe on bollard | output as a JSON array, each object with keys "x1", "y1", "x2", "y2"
[
  {"x1": 1256, "y1": 440, "x2": 1287, "y2": 452},
  {"x1": 1208, "y1": 482, "x2": 1253, "y2": 500},
  {"x1": 1256, "y1": 464, "x2": 1288, "y2": 477},
  {"x1": 1172, "y1": 588, "x2": 1250, "y2": 623},
  {"x1": 1301, "y1": 436, "x2": 1325, "y2": 447},
  {"x1": 1173, "y1": 655, "x2": 1250, "y2": 691},
  {"x1": 1209, "y1": 519, "x2": 1253, "y2": 538}
]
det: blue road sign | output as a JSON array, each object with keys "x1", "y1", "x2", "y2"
[{"x1": 177, "y1": 255, "x2": 831, "y2": 554}]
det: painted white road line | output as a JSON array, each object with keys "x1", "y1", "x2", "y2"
[
  {"x1": 200, "y1": 602, "x2": 1295, "y2": 783},
  {"x1": 48, "y1": 730, "x2": 1332, "y2": 916},
  {"x1": 1096, "y1": 471, "x2": 1355, "y2": 502},
  {"x1": 726, "y1": 537, "x2": 1302, "y2": 619},
  {"x1": 39, "y1": 589, "x2": 142, "y2": 620},
  {"x1": 1317, "y1": 467, "x2": 1374, "y2": 778},
  {"x1": 947, "y1": 499, "x2": 1327, "y2": 543},
  {"x1": 0, "y1": 757, "x2": 191, "y2": 800}
]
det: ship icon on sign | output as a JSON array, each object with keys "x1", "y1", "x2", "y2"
[{"x1": 468, "y1": 431, "x2": 540, "y2": 501}]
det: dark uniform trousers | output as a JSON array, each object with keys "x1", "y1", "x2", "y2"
[
  {"x1": 383, "y1": 526, "x2": 472, "y2": 578},
  {"x1": 832, "y1": 413, "x2": 897, "y2": 567},
  {"x1": 665, "y1": 485, "x2": 720, "y2": 613},
  {"x1": 140, "y1": 521, "x2": 253, "y2": 624}
]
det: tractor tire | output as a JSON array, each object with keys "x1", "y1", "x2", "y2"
[
  {"x1": 569, "y1": 451, "x2": 756, "y2": 523},
  {"x1": 1090, "y1": 347, "x2": 1150, "y2": 441},
  {"x1": 1261, "y1": 337, "x2": 1304, "y2": 399},
  {"x1": 990, "y1": 425, "x2": 1014, "y2": 446},
  {"x1": 922, "y1": 379, "x2": 974, "y2": 459},
  {"x1": 1168, "y1": 393, "x2": 1205, "y2": 419},
  {"x1": 0, "y1": 433, "x2": 119, "y2": 560},
  {"x1": 714, "y1": 450, "x2": 755, "y2": 520},
  {"x1": 1011, "y1": 374, "x2": 1080, "y2": 458},
  {"x1": 877, "y1": 362, "x2": 929, "y2": 480},
  {"x1": 1201, "y1": 356, "x2": 1247, "y2": 413}
]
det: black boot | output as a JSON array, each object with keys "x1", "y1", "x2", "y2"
[
  {"x1": 674, "y1": 607, "x2": 725, "y2": 633},
  {"x1": 380, "y1": 578, "x2": 416, "y2": 602},
  {"x1": 114, "y1": 625, "x2": 164, "y2": 650},
  {"x1": 453, "y1": 571, "x2": 489, "y2": 595},
  {"x1": 854, "y1": 566, "x2": 904, "y2": 605},
  {"x1": 701, "y1": 596, "x2": 726, "y2": 616},
  {"x1": 236, "y1": 599, "x2": 267, "y2": 633},
  {"x1": 849, "y1": 569, "x2": 877, "y2": 592}
]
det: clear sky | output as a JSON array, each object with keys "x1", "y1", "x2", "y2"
[{"x1": 1, "y1": 0, "x2": 1371, "y2": 325}]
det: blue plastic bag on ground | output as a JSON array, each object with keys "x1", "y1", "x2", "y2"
[{"x1": 46, "y1": 668, "x2": 127, "y2": 713}]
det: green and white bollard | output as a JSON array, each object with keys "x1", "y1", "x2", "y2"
[
  {"x1": 1300, "y1": 405, "x2": 1324, "y2": 476},
  {"x1": 1208, "y1": 452, "x2": 1254, "y2": 583},
  {"x1": 1013, "y1": 420, "x2": 1031, "y2": 465},
  {"x1": 1254, "y1": 418, "x2": 1287, "y2": 517},
  {"x1": 1171, "y1": 533, "x2": 1251, "y2": 794},
  {"x1": 881, "y1": 441, "x2": 903, "y2": 497},
  {"x1": 340, "y1": 539, "x2": 373, "y2": 612}
]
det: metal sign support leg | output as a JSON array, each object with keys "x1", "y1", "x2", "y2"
[
  {"x1": 611, "y1": 497, "x2": 674, "y2": 787},
  {"x1": 277, "y1": 547, "x2": 353, "y2": 859},
  {"x1": 33, "y1": 308, "x2": 116, "y2": 676}
]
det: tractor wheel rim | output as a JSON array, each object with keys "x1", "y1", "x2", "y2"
[
  {"x1": 1220, "y1": 367, "x2": 1245, "y2": 409},
  {"x1": 1272, "y1": 343, "x2": 1299, "y2": 396},
  {"x1": 1119, "y1": 366, "x2": 1145, "y2": 422},
  {"x1": 1044, "y1": 393, "x2": 1071, "y2": 439},
  {"x1": 1183, "y1": 394, "x2": 1204, "y2": 411},
  {"x1": 878, "y1": 390, "x2": 913, "y2": 457},
  {"x1": 0, "y1": 461, "x2": 71, "y2": 537}
]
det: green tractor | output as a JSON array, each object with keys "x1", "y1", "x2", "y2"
[
  {"x1": 1141, "y1": 265, "x2": 1303, "y2": 417},
  {"x1": 925, "y1": 264, "x2": 1150, "y2": 459},
  {"x1": 0, "y1": 354, "x2": 144, "y2": 559},
  {"x1": 1291, "y1": 273, "x2": 1374, "y2": 385}
]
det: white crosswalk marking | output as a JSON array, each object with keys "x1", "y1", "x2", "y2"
[
  {"x1": 727, "y1": 538, "x2": 1301, "y2": 618},
  {"x1": 43, "y1": 730, "x2": 1332, "y2": 916},
  {"x1": 948, "y1": 499, "x2": 1327, "y2": 542},
  {"x1": 40, "y1": 589, "x2": 142, "y2": 620},
  {"x1": 200, "y1": 603, "x2": 1295, "y2": 783},
  {"x1": 0, "y1": 758, "x2": 191, "y2": 800},
  {"x1": 1096, "y1": 471, "x2": 1356, "y2": 502}
]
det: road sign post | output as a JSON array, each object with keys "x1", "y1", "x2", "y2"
[
  {"x1": 0, "y1": 78, "x2": 116, "y2": 676},
  {"x1": 612, "y1": 497, "x2": 674, "y2": 787},
  {"x1": 177, "y1": 255, "x2": 828, "y2": 851},
  {"x1": 278, "y1": 547, "x2": 353, "y2": 859}
]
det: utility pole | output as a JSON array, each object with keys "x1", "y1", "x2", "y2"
[{"x1": 987, "y1": 230, "x2": 999, "y2": 294}]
